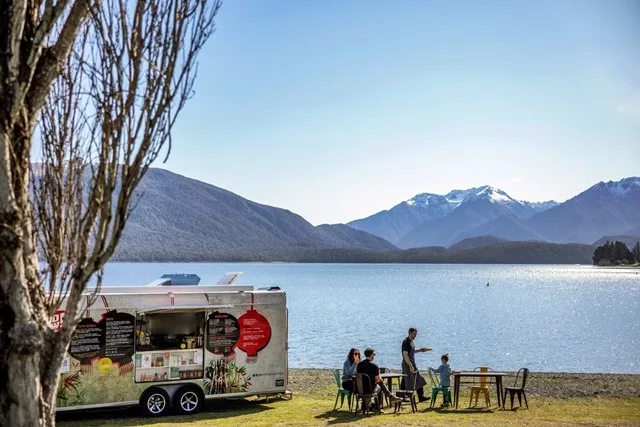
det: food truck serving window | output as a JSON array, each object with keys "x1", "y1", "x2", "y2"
[{"x1": 134, "y1": 309, "x2": 205, "y2": 383}]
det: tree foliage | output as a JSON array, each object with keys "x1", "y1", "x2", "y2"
[{"x1": 592, "y1": 240, "x2": 635, "y2": 266}]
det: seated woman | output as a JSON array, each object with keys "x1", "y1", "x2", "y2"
[{"x1": 341, "y1": 348, "x2": 360, "y2": 392}]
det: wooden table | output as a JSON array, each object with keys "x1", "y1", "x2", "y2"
[
  {"x1": 378, "y1": 373, "x2": 405, "y2": 408},
  {"x1": 452, "y1": 371, "x2": 507, "y2": 409},
  {"x1": 380, "y1": 372, "x2": 405, "y2": 393}
]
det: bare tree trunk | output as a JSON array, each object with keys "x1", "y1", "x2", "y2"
[
  {"x1": 0, "y1": 128, "x2": 45, "y2": 427},
  {"x1": 0, "y1": 1, "x2": 221, "y2": 425}
]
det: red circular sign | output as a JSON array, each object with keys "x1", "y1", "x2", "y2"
[{"x1": 236, "y1": 309, "x2": 271, "y2": 357}]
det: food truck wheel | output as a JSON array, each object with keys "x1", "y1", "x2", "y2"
[
  {"x1": 173, "y1": 385, "x2": 204, "y2": 415},
  {"x1": 140, "y1": 387, "x2": 170, "y2": 417}
]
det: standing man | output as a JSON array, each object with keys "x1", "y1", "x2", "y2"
[{"x1": 401, "y1": 327, "x2": 431, "y2": 402}]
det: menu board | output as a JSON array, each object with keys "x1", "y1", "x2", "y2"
[
  {"x1": 206, "y1": 312, "x2": 240, "y2": 355},
  {"x1": 68, "y1": 310, "x2": 135, "y2": 365},
  {"x1": 69, "y1": 318, "x2": 103, "y2": 363},
  {"x1": 103, "y1": 311, "x2": 135, "y2": 360}
]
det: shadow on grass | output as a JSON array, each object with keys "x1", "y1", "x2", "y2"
[
  {"x1": 421, "y1": 405, "x2": 498, "y2": 415},
  {"x1": 56, "y1": 398, "x2": 275, "y2": 426}
]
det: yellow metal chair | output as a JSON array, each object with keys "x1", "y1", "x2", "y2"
[{"x1": 469, "y1": 366, "x2": 492, "y2": 407}]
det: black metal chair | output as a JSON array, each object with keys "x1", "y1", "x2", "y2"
[
  {"x1": 353, "y1": 373, "x2": 380, "y2": 416},
  {"x1": 503, "y1": 368, "x2": 529, "y2": 410},
  {"x1": 393, "y1": 372, "x2": 418, "y2": 413}
]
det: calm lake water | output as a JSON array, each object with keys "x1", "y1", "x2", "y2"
[{"x1": 99, "y1": 263, "x2": 640, "y2": 374}]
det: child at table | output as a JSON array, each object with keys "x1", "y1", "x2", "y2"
[{"x1": 433, "y1": 353, "x2": 453, "y2": 406}]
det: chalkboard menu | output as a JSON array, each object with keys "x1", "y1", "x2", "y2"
[
  {"x1": 103, "y1": 311, "x2": 135, "y2": 360},
  {"x1": 68, "y1": 310, "x2": 135, "y2": 365},
  {"x1": 69, "y1": 318, "x2": 103, "y2": 364},
  {"x1": 206, "y1": 312, "x2": 240, "y2": 355}
]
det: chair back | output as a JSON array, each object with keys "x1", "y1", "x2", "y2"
[
  {"x1": 354, "y1": 373, "x2": 373, "y2": 396},
  {"x1": 474, "y1": 366, "x2": 490, "y2": 386},
  {"x1": 333, "y1": 369, "x2": 343, "y2": 388},
  {"x1": 513, "y1": 368, "x2": 529, "y2": 389},
  {"x1": 427, "y1": 367, "x2": 440, "y2": 388}
]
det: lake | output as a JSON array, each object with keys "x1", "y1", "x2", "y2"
[{"x1": 98, "y1": 263, "x2": 640, "y2": 374}]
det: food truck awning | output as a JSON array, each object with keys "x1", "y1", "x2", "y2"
[{"x1": 139, "y1": 305, "x2": 231, "y2": 315}]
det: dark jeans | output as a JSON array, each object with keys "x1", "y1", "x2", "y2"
[{"x1": 342, "y1": 380, "x2": 354, "y2": 392}]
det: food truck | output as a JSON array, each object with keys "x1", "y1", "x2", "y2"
[{"x1": 54, "y1": 273, "x2": 288, "y2": 416}]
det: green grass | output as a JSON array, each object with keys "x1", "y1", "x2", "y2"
[{"x1": 57, "y1": 384, "x2": 640, "y2": 426}]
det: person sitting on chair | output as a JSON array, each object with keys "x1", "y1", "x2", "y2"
[
  {"x1": 341, "y1": 348, "x2": 360, "y2": 392},
  {"x1": 356, "y1": 347, "x2": 401, "y2": 412}
]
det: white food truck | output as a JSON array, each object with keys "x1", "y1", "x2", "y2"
[{"x1": 54, "y1": 273, "x2": 288, "y2": 416}]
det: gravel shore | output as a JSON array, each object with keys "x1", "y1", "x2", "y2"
[{"x1": 289, "y1": 369, "x2": 640, "y2": 398}]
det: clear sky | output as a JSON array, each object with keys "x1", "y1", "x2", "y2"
[{"x1": 163, "y1": 0, "x2": 640, "y2": 225}]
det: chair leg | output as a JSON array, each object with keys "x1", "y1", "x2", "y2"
[
  {"x1": 483, "y1": 388, "x2": 490, "y2": 407},
  {"x1": 348, "y1": 394, "x2": 352, "y2": 411},
  {"x1": 510, "y1": 391, "x2": 515, "y2": 410},
  {"x1": 517, "y1": 391, "x2": 522, "y2": 408},
  {"x1": 353, "y1": 396, "x2": 359, "y2": 417},
  {"x1": 523, "y1": 391, "x2": 529, "y2": 409},
  {"x1": 469, "y1": 390, "x2": 474, "y2": 407},
  {"x1": 411, "y1": 395, "x2": 417, "y2": 413},
  {"x1": 333, "y1": 393, "x2": 339, "y2": 411}
]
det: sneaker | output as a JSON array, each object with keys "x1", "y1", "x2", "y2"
[{"x1": 418, "y1": 396, "x2": 431, "y2": 403}]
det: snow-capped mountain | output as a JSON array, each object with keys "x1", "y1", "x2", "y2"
[
  {"x1": 348, "y1": 185, "x2": 548, "y2": 247},
  {"x1": 396, "y1": 186, "x2": 540, "y2": 248},
  {"x1": 347, "y1": 177, "x2": 640, "y2": 248}
]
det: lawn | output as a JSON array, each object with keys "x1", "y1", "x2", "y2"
[{"x1": 57, "y1": 375, "x2": 640, "y2": 427}]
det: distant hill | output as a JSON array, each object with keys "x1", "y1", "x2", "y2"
[
  {"x1": 397, "y1": 241, "x2": 593, "y2": 264},
  {"x1": 448, "y1": 235, "x2": 508, "y2": 251},
  {"x1": 113, "y1": 168, "x2": 396, "y2": 261}
]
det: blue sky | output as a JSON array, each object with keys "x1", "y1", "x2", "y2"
[{"x1": 164, "y1": 0, "x2": 640, "y2": 225}]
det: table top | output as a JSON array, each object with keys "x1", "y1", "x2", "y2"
[
  {"x1": 452, "y1": 371, "x2": 508, "y2": 377},
  {"x1": 380, "y1": 372, "x2": 405, "y2": 378}
]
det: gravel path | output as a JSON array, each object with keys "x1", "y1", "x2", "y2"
[{"x1": 289, "y1": 369, "x2": 640, "y2": 398}]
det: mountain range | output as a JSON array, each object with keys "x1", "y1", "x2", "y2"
[
  {"x1": 347, "y1": 178, "x2": 640, "y2": 248},
  {"x1": 111, "y1": 169, "x2": 640, "y2": 263}
]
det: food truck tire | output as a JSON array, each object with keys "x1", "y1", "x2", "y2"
[
  {"x1": 140, "y1": 387, "x2": 171, "y2": 417},
  {"x1": 173, "y1": 384, "x2": 204, "y2": 415}
]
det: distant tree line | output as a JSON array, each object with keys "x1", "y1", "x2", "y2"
[
  {"x1": 111, "y1": 241, "x2": 595, "y2": 264},
  {"x1": 592, "y1": 240, "x2": 640, "y2": 266}
]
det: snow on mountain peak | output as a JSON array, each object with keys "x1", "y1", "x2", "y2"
[
  {"x1": 406, "y1": 192, "x2": 447, "y2": 207},
  {"x1": 444, "y1": 185, "x2": 518, "y2": 206},
  {"x1": 600, "y1": 177, "x2": 640, "y2": 197}
]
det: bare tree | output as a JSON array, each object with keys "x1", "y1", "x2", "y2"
[{"x1": 0, "y1": 1, "x2": 221, "y2": 425}]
